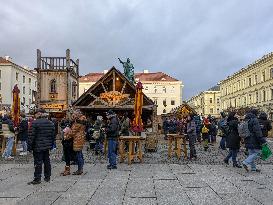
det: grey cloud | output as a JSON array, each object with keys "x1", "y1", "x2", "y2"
[{"x1": 1, "y1": 0, "x2": 273, "y2": 99}]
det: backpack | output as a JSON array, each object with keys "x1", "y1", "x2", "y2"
[
  {"x1": 238, "y1": 120, "x2": 251, "y2": 139},
  {"x1": 202, "y1": 125, "x2": 209, "y2": 134},
  {"x1": 93, "y1": 130, "x2": 100, "y2": 140}
]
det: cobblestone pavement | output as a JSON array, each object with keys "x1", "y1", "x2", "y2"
[{"x1": 0, "y1": 137, "x2": 273, "y2": 205}]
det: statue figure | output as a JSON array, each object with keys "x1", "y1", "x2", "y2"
[{"x1": 118, "y1": 58, "x2": 135, "y2": 83}]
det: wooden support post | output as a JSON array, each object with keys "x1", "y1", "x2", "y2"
[{"x1": 113, "y1": 71, "x2": 116, "y2": 91}]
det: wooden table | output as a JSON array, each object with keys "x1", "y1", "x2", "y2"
[
  {"x1": 167, "y1": 134, "x2": 187, "y2": 159},
  {"x1": 119, "y1": 136, "x2": 145, "y2": 165}
]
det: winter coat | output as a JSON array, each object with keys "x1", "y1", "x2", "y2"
[
  {"x1": 193, "y1": 116, "x2": 202, "y2": 135},
  {"x1": 226, "y1": 117, "x2": 240, "y2": 149},
  {"x1": 28, "y1": 118, "x2": 55, "y2": 152},
  {"x1": 218, "y1": 118, "x2": 228, "y2": 137},
  {"x1": 18, "y1": 118, "x2": 28, "y2": 141},
  {"x1": 168, "y1": 120, "x2": 177, "y2": 134},
  {"x1": 244, "y1": 113, "x2": 266, "y2": 150},
  {"x1": 163, "y1": 120, "x2": 169, "y2": 133},
  {"x1": 2, "y1": 117, "x2": 15, "y2": 138},
  {"x1": 187, "y1": 120, "x2": 197, "y2": 138},
  {"x1": 65, "y1": 120, "x2": 86, "y2": 151},
  {"x1": 258, "y1": 112, "x2": 272, "y2": 138},
  {"x1": 106, "y1": 116, "x2": 119, "y2": 139}
]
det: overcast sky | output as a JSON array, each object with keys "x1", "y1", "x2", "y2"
[{"x1": 1, "y1": 0, "x2": 273, "y2": 100}]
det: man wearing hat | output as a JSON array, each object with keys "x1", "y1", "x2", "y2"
[
  {"x1": 27, "y1": 108, "x2": 55, "y2": 185},
  {"x1": 105, "y1": 110, "x2": 120, "y2": 169}
]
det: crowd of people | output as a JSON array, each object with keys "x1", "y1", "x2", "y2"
[
  {"x1": 162, "y1": 109, "x2": 272, "y2": 171},
  {"x1": 0, "y1": 107, "x2": 272, "y2": 185}
]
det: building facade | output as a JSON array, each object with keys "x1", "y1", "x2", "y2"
[
  {"x1": 0, "y1": 56, "x2": 37, "y2": 113},
  {"x1": 36, "y1": 49, "x2": 79, "y2": 115},
  {"x1": 79, "y1": 69, "x2": 183, "y2": 115},
  {"x1": 187, "y1": 86, "x2": 221, "y2": 118},
  {"x1": 220, "y1": 52, "x2": 273, "y2": 120}
]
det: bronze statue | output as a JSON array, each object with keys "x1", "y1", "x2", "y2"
[{"x1": 118, "y1": 58, "x2": 135, "y2": 83}]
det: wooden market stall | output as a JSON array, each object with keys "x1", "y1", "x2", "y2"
[{"x1": 73, "y1": 67, "x2": 156, "y2": 128}]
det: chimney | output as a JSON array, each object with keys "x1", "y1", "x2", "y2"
[
  {"x1": 5, "y1": 56, "x2": 12, "y2": 61},
  {"x1": 143, "y1": 69, "x2": 149, "y2": 73},
  {"x1": 103, "y1": 70, "x2": 108, "y2": 74}
]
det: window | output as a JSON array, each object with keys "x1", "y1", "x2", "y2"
[
  {"x1": 29, "y1": 88, "x2": 31, "y2": 95},
  {"x1": 50, "y1": 79, "x2": 57, "y2": 93},
  {"x1": 153, "y1": 98, "x2": 158, "y2": 105},
  {"x1": 271, "y1": 89, "x2": 273, "y2": 100},
  {"x1": 171, "y1": 100, "x2": 175, "y2": 105},
  {"x1": 29, "y1": 78, "x2": 31, "y2": 84},
  {"x1": 249, "y1": 77, "x2": 252, "y2": 86},
  {"x1": 262, "y1": 71, "x2": 265, "y2": 82},
  {"x1": 263, "y1": 90, "x2": 266, "y2": 102},
  {"x1": 72, "y1": 82, "x2": 77, "y2": 98},
  {"x1": 29, "y1": 98, "x2": 31, "y2": 105},
  {"x1": 170, "y1": 86, "x2": 175, "y2": 93},
  {"x1": 249, "y1": 94, "x2": 252, "y2": 104},
  {"x1": 23, "y1": 75, "x2": 25, "y2": 83},
  {"x1": 145, "y1": 86, "x2": 148, "y2": 91},
  {"x1": 154, "y1": 86, "x2": 157, "y2": 93},
  {"x1": 210, "y1": 108, "x2": 213, "y2": 113},
  {"x1": 217, "y1": 98, "x2": 220, "y2": 104},
  {"x1": 163, "y1": 109, "x2": 166, "y2": 114},
  {"x1": 22, "y1": 97, "x2": 25, "y2": 105},
  {"x1": 163, "y1": 86, "x2": 166, "y2": 93},
  {"x1": 35, "y1": 81, "x2": 37, "y2": 87},
  {"x1": 23, "y1": 86, "x2": 25, "y2": 94},
  {"x1": 256, "y1": 92, "x2": 259, "y2": 103},
  {"x1": 0, "y1": 70, "x2": 1, "y2": 78},
  {"x1": 209, "y1": 98, "x2": 213, "y2": 103},
  {"x1": 255, "y1": 74, "x2": 258, "y2": 84},
  {"x1": 217, "y1": 108, "x2": 220, "y2": 113},
  {"x1": 163, "y1": 99, "x2": 167, "y2": 106},
  {"x1": 16, "y1": 72, "x2": 19, "y2": 81},
  {"x1": 271, "y1": 68, "x2": 273, "y2": 78}
]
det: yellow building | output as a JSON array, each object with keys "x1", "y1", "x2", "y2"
[
  {"x1": 79, "y1": 69, "x2": 183, "y2": 115},
  {"x1": 187, "y1": 86, "x2": 221, "y2": 117},
  {"x1": 220, "y1": 52, "x2": 273, "y2": 120}
]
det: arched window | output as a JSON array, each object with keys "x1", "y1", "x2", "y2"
[
  {"x1": 50, "y1": 79, "x2": 56, "y2": 93},
  {"x1": 72, "y1": 82, "x2": 77, "y2": 98}
]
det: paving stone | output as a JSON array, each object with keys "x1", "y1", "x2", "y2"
[
  {"x1": 53, "y1": 196, "x2": 90, "y2": 205},
  {"x1": 123, "y1": 197, "x2": 157, "y2": 205},
  {"x1": 185, "y1": 187, "x2": 223, "y2": 205},
  {"x1": 17, "y1": 192, "x2": 61, "y2": 205},
  {"x1": 126, "y1": 179, "x2": 155, "y2": 198},
  {"x1": 0, "y1": 198, "x2": 19, "y2": 205}
]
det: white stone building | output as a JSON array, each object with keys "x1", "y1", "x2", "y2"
[
  {"x1": 79, "y1": 69, "x2": 183, "y2": 115},
  {"x1": 187, "y1": 86, "x2": 221, "y2": 118},
  {"x1": 220, "y1": 52, "x2": 273, "y2": 120},
  {"x1": 0, "y1": 56, "x2": 37, "y2": 113}
]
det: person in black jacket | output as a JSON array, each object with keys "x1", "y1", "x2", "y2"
[
  {"x1": 105, "y1": 110, "x2": 119, "y2": 169},
  {"x1": 223, "y1": 112, "x2": 242, "y2": 168},
  {"x1": 27, "y1": 109, "x2": 55, "y2": 185},
  {"x1": 242, "y1": 109, "x2": 267, "y2": 172},
  {"x1": 18, "y1": 114, "x2": 28, "y2": 156},
  {"x1": 258, "y1": 112, "x2": 272, "y2": 138}
]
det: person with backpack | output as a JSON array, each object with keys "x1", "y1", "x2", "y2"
[
  {"x1": 18, "y1": 114, "x2": 28, "y2": 156},
  {"x1": 258, "y1": 112, "x2": 272, "y2": 138},
  {"x1": 61, "y1": 111, "x2": 86, "y2": 176},
  {"x1": 2, "y1": 114, "x2": 15, "y2": 160},
  {"x1": 242, "y1": 109, "x2": 267, "y2": 172},
  {"x1": 201, "y1": 118, "x2": 210, "y2": 151},
  {"x1": 105, "y1": 110, "x2": 120, "y2": 169},
  {"x1": 187, "y1": 114, "x2": 197, "y2": 159},
  {"x1": 93, "y1": 115, "x2": 104, "y2": 155},
  {"x1": 218, "y1": 112, "x2": 228, "y2": 150},
  {"x1": 163, "y1": 117, "x2": 169, "y2": 140},
  {"x1": 193, "y1": 115, "x2": 202, "y2": 143},
  {"x1": 223, "y1": 112, "x2": 242, "y2": 168}
]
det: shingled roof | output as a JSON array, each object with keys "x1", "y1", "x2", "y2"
[
  {"x1": 0, "y1": 57, "x2": 11, "y2": 64},
  {"x1": 80, "y1": 71, "x2": 179, "y2": 83}
]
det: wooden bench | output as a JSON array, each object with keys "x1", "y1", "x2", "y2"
[
  {"x1": 167, "y1": 134, "x2": 187, "y2": 159},
  {"x1": 119, "y1": 136, "x2": 145, "y2": 165}
]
